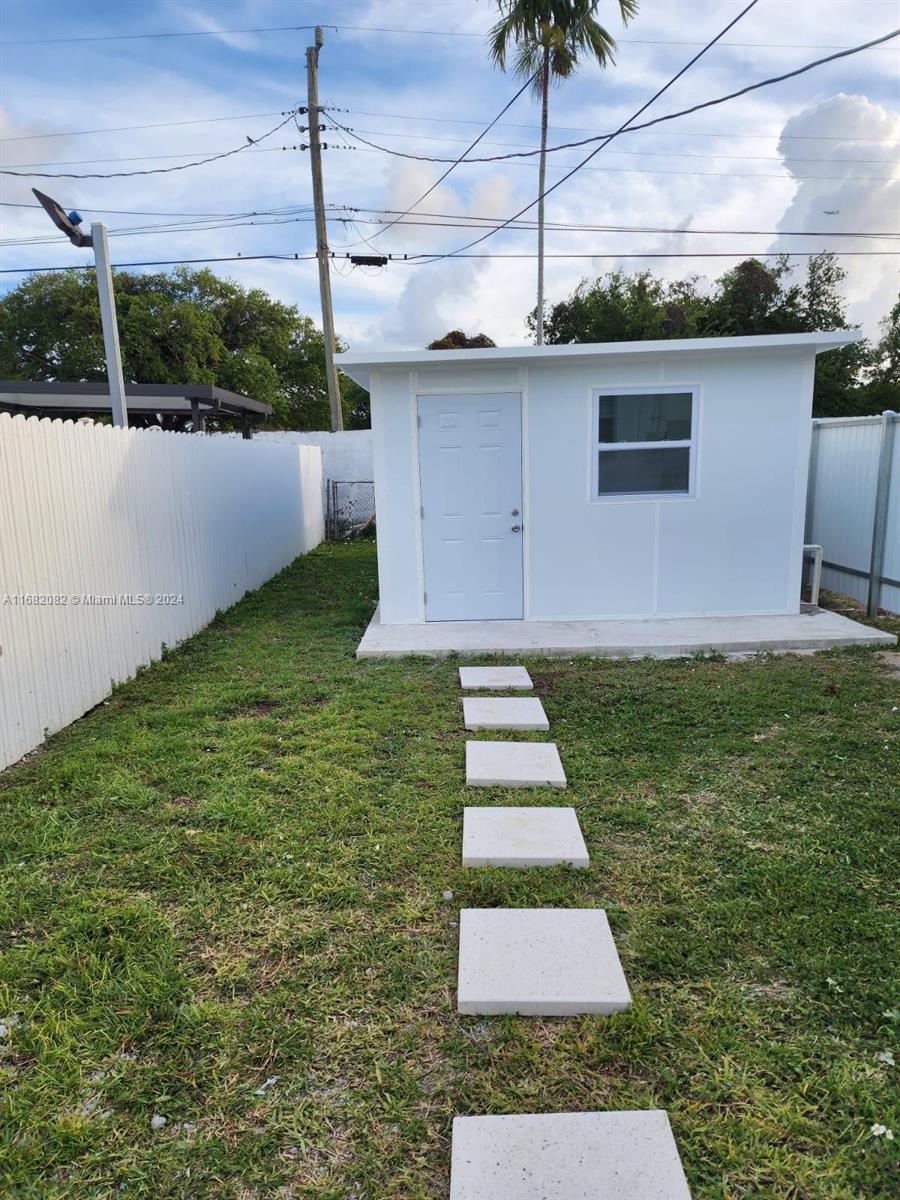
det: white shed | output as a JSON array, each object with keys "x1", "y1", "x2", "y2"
[{"x1": 336, "y1": 332, "x2": 894, "y2": 658}]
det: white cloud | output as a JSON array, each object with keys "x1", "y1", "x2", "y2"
[
  {"x1": 771, "y1": 93, "x2": 899, "y2": 336},
  {"x1": 2, "y1": 0, "x2": 898, "y2": 364}
]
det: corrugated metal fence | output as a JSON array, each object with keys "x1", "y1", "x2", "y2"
[
  {"x1": 0, "y1": 414, "x2": 324, "y2": 770},
  {"x1": 805, "y1": 411, "x2": 899, "y2": 616}
]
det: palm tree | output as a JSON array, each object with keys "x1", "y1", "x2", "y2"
[{"x1": 489, "y1": 0, "x2": 638, "y2": 344}]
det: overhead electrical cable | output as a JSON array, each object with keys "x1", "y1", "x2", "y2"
[
  {"x1": 0, "y1": 110, "x2": 290, "y2": 142},
  {"x1": 5, "y1": 212, "x2": 897, "y2": 251},
  {"x1": 321, "y1": 124, "x2": 897, "y2": 164},
  {"x1": 328, "y1": 68, "x2": 538, "y2": 246},
  {"x1": 326, "y1": 28, "x2": 900, "y2": 171},
  {"x1": 1, "y1": 23, "x2": 895, "y2": 51},
  {"x1": 0, "y1": 110, "x2": 300, "y2": 178},
  {"x1": 331, "y1": 141, "x2": 897, "y2": 183},
  {"x1": 414, "y1": 20, "x2": 900, "y2": 264},
  {"x1": 343, "y1": 108, "x2": 898, "y2": 142},
  {"x1": 7, "y1": 106, "x2": 892, "y2": 146},
  {"x1": 3, "y1": 202, "x2": 896, "y2": 250},
  {"x1": 0, "y1": 253, "x2": 317, "y2": 274},
  {"x1": 2, "y1": 248, "x2": 897, "y2": 277},
  {"x1": 6, "y1": 138, "x2": 894, "y2": 182}
]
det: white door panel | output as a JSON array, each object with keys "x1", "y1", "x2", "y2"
[{"x1": 418, "y1": 392, "x2": 523, "y2": 621}]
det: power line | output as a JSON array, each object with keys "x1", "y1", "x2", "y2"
[
  {"x1": 0, "y1": 111, "x2": 288, "y2": 143},
  {"x1": 328, "y1": 27, "x2": 900, "y2": 170},
  {"x1": 7, "y1": 104, "x2": 891, "y2": 147},
  {"x1": 2, "y1": 248, "x2": 897, "y2": 277},
  {"x1": 346, "y1": 211, "x2": 900, "y2": 240},
  {"x1": 2, "y1": 22, "x2": 896, "y2": 51},
  {"x1": 403, "y1": 251, "x2": 900, "y2": 260},
  {"x1": 329, "y1": 123, "x2": 898, "y2": 165},
  {"x1": 4, "y1": 202, "x2": 896, "y2": 250},
  {"x1": 2, "y1": 144, "x2": 304, "y2": 169},
  {"x1": 0, "y1": 200, "x2": 322, "y2": 217},
  {"x1": 7, "y1": 134, "x2": 894, "y2": 181},
  {"x1": 416, "y1": 21, "x2": 900, "y2": 264},
  {"x1": 0, "y1": 253, "x2": 316, "y2": 275},
  {"x1": 0, "y1": 111, "x2": 299, "y2": 178},
  {"x1": 8, "y1": 212, "x2": 899, "y2": 251},
  {"x1": 4, "y1": 195, "x2": 896, "y2": 239},
  {"x1": 331, "y1": 139, "x2": 897, "y2": 184},
  {"x1": 344, "y1": 108, "x2": 899, "y2": 142},
  {"x1": 0, "y1": 214, "x2": 320, "y2": 249},
  {"x1": 0, "y1": 25, "x2": 321, "y2": 46},
  {"x1": 327, "y1": 70, "x2": 538, "y2": 247}
]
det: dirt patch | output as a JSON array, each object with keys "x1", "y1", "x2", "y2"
[
  {"x1": 752, "y1": 722, "x2": 784, "y2": 742},
  {"x1": 233, "y1": 699, "x2": 281, "y2": 718},
  {"x1": 685, "y1": 789, "x2": 721, "y2": 808},
  {"x1": 745, "y1": 979, "x2": 793, "y2": 1002}
]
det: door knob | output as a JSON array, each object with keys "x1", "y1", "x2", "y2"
[{"x1": 511, "y1": 525, "x2": 521, "y2": 533}]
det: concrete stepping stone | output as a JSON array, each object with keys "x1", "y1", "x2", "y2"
[
  {"x1": 462, "y1": 807, "x2": 588, "y2": 868},
  {"x1": 450, "y1": 1109, "x2": 692, "y2": 1200},
  {"x1": 466, "y1": 740, "x2": 566, "y2": 788},
  {"x1": 463, "y1": 696, "x2": 549, "y2": 731},
  {"x1": 459, "y1": 666, "x2": 533, "y2": 690},
  {"x1": 457, "y1": 908, "x2": 631, "y2": 1015}
]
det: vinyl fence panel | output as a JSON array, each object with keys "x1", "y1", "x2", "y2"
[
  {"x1": 806, "y1": 413, "x2": 899, "y2": 615},
  {"x1": 0, "y1": 415, "x2": 323, "y2": 770}
]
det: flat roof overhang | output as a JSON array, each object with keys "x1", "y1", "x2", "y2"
[
  {"x1": 0, "y1": 381, "x2": 272, "y2": 419},
  {"x1": 336, "y1": 330, "x2": 862, "y2": 391}
]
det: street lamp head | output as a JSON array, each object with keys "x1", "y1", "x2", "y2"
[{"x1": 31, "y1": 187, "x2": 92, "y2": 248}]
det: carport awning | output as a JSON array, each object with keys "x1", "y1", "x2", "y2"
[{"x1": 0, "y1": 381, "x2": 271, "y2": 419}]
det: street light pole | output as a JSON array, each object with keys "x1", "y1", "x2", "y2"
[
  {"x1": 31, "y1": 188, "x2": 129, "y2": 428},
  {"x1": 90, "y1": 222, "x2": 128, "y2": 429}
]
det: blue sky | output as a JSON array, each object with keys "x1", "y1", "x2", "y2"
[{"x1": 1, "y1": 0, "x2": 898, "y2": 347}]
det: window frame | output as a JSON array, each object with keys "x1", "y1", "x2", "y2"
[{"x1": 590, "y1": 384, "x2": 699, "y2": 503}]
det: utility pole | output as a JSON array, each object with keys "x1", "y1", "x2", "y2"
[
  {"x1": 306, "y1": 26, "x2": 343, "y2": 431},
  {"x1": 32, "y1": 189, "x2": 128, "y2": 428}
]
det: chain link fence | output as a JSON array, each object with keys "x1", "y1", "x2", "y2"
[{"x1": 325, "y1": 480, "x2": 376, "y2": 540}]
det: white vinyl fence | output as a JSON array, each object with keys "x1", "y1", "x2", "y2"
[
  {"x1": 805, "y1": 411, "x2": 900, "y2": 616},
  {"x1": 217, "y1": 429, "x2": 374, "y2": 533},
  {"x1": 0, "y1": 414, "x2": 324, "y2": 770}
]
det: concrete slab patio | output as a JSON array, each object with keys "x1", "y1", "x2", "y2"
[
  {"x1": 457, "y1": 908, "x2": 631, "y2": 1015},
  {"x1": 462, "y1": 806, "x2": 589, "y2": 868},
  {"x1": 450, "y1": 1110, "x2": 691, "y2": 1200},
  {"x1": 357, "y1": 605, "x2": 895, "y2": 660}
]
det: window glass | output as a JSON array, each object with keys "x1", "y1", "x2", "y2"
[
  {"x1": 597, "y1": 392, "x2": 692, "y2": 443},
  {"x1": 597, "y1": 447, "x2": 690, "y2": 495}
]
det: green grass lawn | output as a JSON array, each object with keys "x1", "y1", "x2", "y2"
[{"x1": 1, "y1": 541, "x2": 898, "y2": 1199}]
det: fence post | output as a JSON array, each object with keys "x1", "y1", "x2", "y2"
[{"x1": 867, "y1": 410, "x2": 898, "y2": 619}]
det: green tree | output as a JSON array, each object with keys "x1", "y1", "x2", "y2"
[
  {"x1": 850, "y1": 298, "x2": 900, "y2": 417},
  {"x1": 427, "y1": 330, "x2": 497, "y2": 349},
  {"x1": 538, "y1": 270, "x2": 709, "y2": 343},
  {"x1": 540, "y1": 253, "x2": 897, "y2": 416},
  {"x1": 0, "y1": 266, "x2": 361, "y2": 430},
  {"x1": 488, "y1": 0, "x2": 638, "y2": 344}
]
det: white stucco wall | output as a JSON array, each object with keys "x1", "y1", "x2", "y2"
[{"x1": 368, "y1": 347, "x2": 816, "y2": 624}]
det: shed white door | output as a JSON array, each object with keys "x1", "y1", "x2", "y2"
[{"x1": 418, "y1": 392, "x2": 523, "y2": 621}]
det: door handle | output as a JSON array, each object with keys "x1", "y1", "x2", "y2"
[{"x1": 511, "y1": 525, "x2": 522, "y2": 533}]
